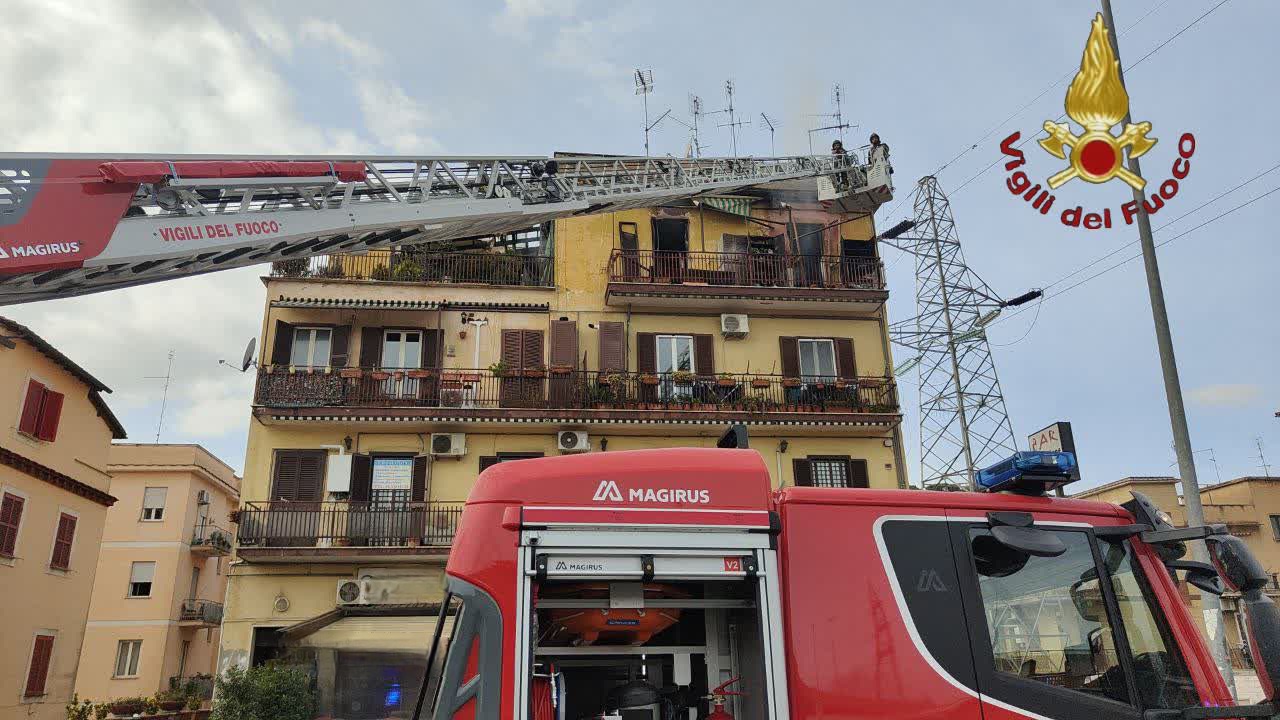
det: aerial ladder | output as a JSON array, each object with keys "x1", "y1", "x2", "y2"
[{"x1": 0, "y1": 151, "x2": 892, "y2": 305}]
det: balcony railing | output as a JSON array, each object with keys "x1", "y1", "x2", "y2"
[
  {"x1": 255, "y1": 367, "x2": 899, "y2": 415},
  {"x1": 190, "y1": 522, "x2": 233, "y2": 554},
  {"x1": 608, "y1": 250, "x2": 884, "y2": 291},
  {"x1": 236, "y1": 501, "x2": 464, "y2": 548},
  {"x1": 271, "y1": 250, "x2": 553, "y2": 287},
  {"x1": 179, "y1": 599, "x2": 224, "y2": 625},
  {"x1": 168, "y1": 675, "x2": 215, "y2": 702}
]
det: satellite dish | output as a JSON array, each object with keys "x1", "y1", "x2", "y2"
[{"x1": 241, "y1": 337, "x2": 257, "y2": 372}]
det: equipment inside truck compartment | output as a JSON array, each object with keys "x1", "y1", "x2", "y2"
[{"x1": 531, "y1": 578, "x2": 768, "y2": 720}]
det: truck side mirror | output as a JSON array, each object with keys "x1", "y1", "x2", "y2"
[
  {"x1": 1209, "y1": 535, "x2": 1280, "y2": 702},
  {"x1": 986, "y1": 511, "x2": 1067, "y2": 558}
]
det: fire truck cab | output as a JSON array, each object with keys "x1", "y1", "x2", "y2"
[{"x1": 424, "y1": 448, "x2": 1280, "y2": 720}]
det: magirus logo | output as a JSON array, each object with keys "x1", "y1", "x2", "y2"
[{"x1": 591, "y1": 480, "x2": 711, "y2": 505}]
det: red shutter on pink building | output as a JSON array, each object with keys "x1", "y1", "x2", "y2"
[
  {"x1": 18, "y1": 380, "x2": 44, "y2": 436},
  {"x1": 0, "y1": 493, "x2": 24, "y2": 557},
  {"x1": 25, "y1": 634, "x2": 54, "y2": 697},
  {"x1": 50, "y1": 513, "x2": 76, "y2": 570},
  {"x1": 36, "y1": 390, "x2": 64, "y2": 442}
]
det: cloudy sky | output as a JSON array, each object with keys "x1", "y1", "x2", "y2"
[{"x1": 2, "y1": 0, "x2": 1276, "y2": 491}]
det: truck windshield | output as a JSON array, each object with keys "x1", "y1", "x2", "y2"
[{"x1": 971, "y1": 528, "x2": 1199, "y2": 710}]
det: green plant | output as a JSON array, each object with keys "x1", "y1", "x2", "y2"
[
  {"x1": 271, "y1": 258, "x2": 309, "y2": 277},
  {"x1": 369, "y1": 264, "x2": 392, "y2": 281},
  {"x1": 671, "y1": 370, "x2": 695, "y2": 385},
  {"x1": 392, "y1": 259, "x2": 423, "y2": 281},
  {"x1": 316, "y1": 262, "x2": 346, "y2": 279},
  {"x1": 487, "y1": 361, "x2": 509, "y2": 378},
  {"x1": 105, "y1": 696, "x2": 148, "y2": 717},
  {"x1": 211, "y1": 663, "x2": 314, "y2": 720},
  {"x1": 66, "y1": 694, "x2": 98, "y2": 720}
]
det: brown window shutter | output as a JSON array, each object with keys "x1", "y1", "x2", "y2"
[
  {"x1": 779, "y1": 337, "x2": 799, "y2": 378},
  {"x1": 0, "y1": 493, "x2": 24, "y2": 557},
  {"x1": 849, "y1": 459, "x2": 870, "y2": 489},
  {"x1": 792, "y1": 459, "x2": 813, "y2": 487},
  {"x1": 422, "y1": 329, "x2": 442, "y2": 369},
  {"x1": 522, "y1": 330, "x2": 545, "y2": 369},
  {"x1": 25, "y1": 634, "x2": 54, "y2": 697},
  {"x1": 478, "y1": 456, "x2": 500, "y2": 473},
  {"x1": 272, "y1": 450, "x2": 326, "y2": 502},
  {"x1": 359, "y1": 327, "x2": 383, "y2": 367},
  {"x1": 270, "y1": 321, "x2": 294, "y2": 365},
  {"x1": 349, "y1": 455, "x2": 372, "y2": 501},
  {"x1": 51, "y1": 513, "x2": 76, "y2": 570},
  {"x1": 833, "y1": 338, "x2": 857, "y2": 379},
  {"x1": 330, "y1": 326, "x2": 351, "y2": 367},
  {"x1": 693, "y1": 335, "x2": 715, "y2": 377},
  {"x1": 36, "y1": 390, "x2": 63, "y2": 442},
  {"x1": 18, "y1": 380, "x2": 44, "y2": 436},
  {"x1": 412, "y1": 456, "x2": 429, "y2": 501},
  {"x1": 550, "y1": 321, "x2": 578, "y2": 368},
  {"x1": 270, "y1": 452, "x2": 299, "y2": 501},
  {"x1": 500, "y1": 329, "x2": 523, "y2": 367},
  {"x1": 598, "y1": 321, "x2": 625, "y2": 373},
  {"x1": 636, "y1": 333, "x2": 657, "y2": 373}
]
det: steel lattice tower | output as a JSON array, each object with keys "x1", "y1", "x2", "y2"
[{"x1": 892, "y1": 176, "x2": 1018, "y2": 489}]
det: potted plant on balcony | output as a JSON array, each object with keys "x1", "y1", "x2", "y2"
[
  {"x1": 393, "y1": 258, "x2": 423, "y2": 281},
  {"x1": 782, "y1": 377, "x2": 802, "y2": 388},
  {"x1": 549, "y1": 364, "x2": 574, "y2": 376},
  {"x1": 106, "y1": 697, "x2": 147, "y2": 718},
  {"x1": 522, "y1": 365, "x2": 547, "y2": 379},
  {"x1": 716, "y1": 373, "x2": 738, "y2": 388},
  {"x1": 671, "y1": 370, "x2": 695, "y2": 386},
  {"x1": 406, "y1": 368, "x2": 435, "y2": 379},
  {"x1": 370, "y1": 264, "x2": 392, "y2": 281},
  {"x1": 369, "y1": 369, "x2": 391, "y2": 381},
  {"x1": 638, "y1": 373, "x2": 660, "y2": 386},
  {"x1": 487, "y1": 361, "x2": 509, "y2": 378},
  {"x1": 750, "y1": 377, "x2": 772, "y2": 389},
  {"x1": 156, "y1": 689, "x2": 187, "y2": 713},
  {"x1": 600, "y1": 372, "x2": 626, "y2": 387},
  {"x1": 210, "y1": 531, "x2": 231, "y2": 552}
]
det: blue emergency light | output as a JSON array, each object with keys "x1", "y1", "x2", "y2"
[{"x1": 976, "y1": 451, "x2": 1078, "y2": 495}]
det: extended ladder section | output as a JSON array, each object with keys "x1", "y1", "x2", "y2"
[{"x1": 0, "y1": 152, "x2": 891, "y2": 304}]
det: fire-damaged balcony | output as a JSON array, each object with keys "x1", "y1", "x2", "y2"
[
  {"x1": 605, "y1": 250, "x2": 886, "y2": 315},
  {"x1": 253, "y1": 367, "x2": 899, "y2": 433},
  {"x1": 234, "y1": 501, "x2": 463, "y2": 563},
  {"x1": 178, "y1": 599, "x2": 224, "y2": 627}
]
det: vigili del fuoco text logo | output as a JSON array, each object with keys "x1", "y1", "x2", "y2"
[{"x1": 999, "y1": 13, "x2": 1195, "y2": 230}]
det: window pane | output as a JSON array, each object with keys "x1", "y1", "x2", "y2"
[
  {"x1": 675, "y1": 337, "x2": 692, "y2": 372},
  {"x1": 810, "y1": 459, "x2": 849, "y2": 488},
  {"x1": 142, "y1": 487, "x2": 166, "y2": 521},
  {"x1": 657, "y1": 337, "x2": 673, "y2": 373},
  {"x1": 971, "y1": 529, "x2": 1130, "y2": 705},
  {"x1": 402, "y1": 332, "x2": 422, "y2": 367},
  {"x1": 816, "y1": 341, "x2": 836, "y2": 378},
  {"x1": 1100, "y1": 542, "x2": 1200, "y2": 709},
  {"x1": 312, "y1": 329, "x2": 332, "y2": 366},
  {"x1": 291, "y1": 329, "x2": 312, "y2": 366},
  {"x1": 799, "y1": 340, "x2": 817, "y2": 378},
  {"x1": 115, "y1": 642, "x2": 129, "y2": 676}
]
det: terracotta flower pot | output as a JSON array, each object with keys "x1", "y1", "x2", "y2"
[
  {"x1": 716, "y1": 378, "x2": 737, "y2": 387},
  {"x1": 406, "y1": 369, "x2": 434, "y2": 379},
  {"x1": 751, "y1": 379, "x2": 771, "y2": 389},
  {"x1": 339, "y1": 368, "x2": 363, "y2": 379}
]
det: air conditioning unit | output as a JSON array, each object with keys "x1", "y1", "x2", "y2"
[
  {"x1": 720, "y1": 313, "x2": 749, "y2": 338},
  {"x1": 336, "y1": 579, "x2": 362, "y2": 605},
  {"x1": 430, "y1": 433, "x2": 467, "y2": 457},
  {"x1": 195, "y1": 490, "x2": 211, "y2": 505},
  {"x1": 557, "y1": 431, "x2": 590, "y2": 453}
]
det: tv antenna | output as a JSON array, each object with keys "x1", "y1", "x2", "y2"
[
  {"x1": 634, "y1": 69, "x2": 669, "y2": 157},
  {"x1": 708, "y1": 80, "x2": 749, "y2": 157},
  {"x1": 759, "y1": 113, "x2": 778, "y2": 156},
  {"x1": 143, "y1": 349, "x2": 176, "y2": 443},
  {"x1": 688, "y1": 94, "x2": 707, "y2": 158},
  {"x1": 807, "y1": 83, "x2": 856, "y2": 154},
  {"x1": 1257, "y1": 437, "x2": 1273, "y2": 477}
]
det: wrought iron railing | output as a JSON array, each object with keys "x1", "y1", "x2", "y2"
[
  {"x1": 255, "y1": 367, "x2": 899, "y2": 414},
  {"x1": 236, "y1": 501, "x2": 465, "y2": 548},
  {"x1": 607, "y1": 250, "x2": 884, "y2": 290},
  {"x1": 190, "y1": 522, "x2": 233, "y2": 553},
  {"x1": 271, "y1": 250, "x2": 553, "y2": 286},
  {"x1": 179, "y1": 599, "x2": 224, "y2": 624}
]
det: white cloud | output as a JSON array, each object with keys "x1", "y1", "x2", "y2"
[
  {"x1": 492, "y1": 0, "x2": 580, "y2": 37},
  {"x1": 298, "y1": 19, "x2": 385, "y2": 66},
  {"x1": 1187, "y1": 383, "x2": 1262, "y2": 409},
  {"x1": 356, "y1": 79, "x2": 442, "y2": 154}
]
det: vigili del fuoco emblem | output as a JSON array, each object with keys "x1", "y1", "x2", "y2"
[{"x1": 1038, "y1": 13, "x2": 1156, "y2": 190}]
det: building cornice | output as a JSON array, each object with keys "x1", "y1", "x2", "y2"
[{"x1": 0, "y1": 444, "x2": 117, "y2": 507}]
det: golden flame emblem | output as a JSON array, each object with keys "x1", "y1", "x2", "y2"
[{"x1": 1038, "y1": 13, "x2": 1156, "y2": 190}]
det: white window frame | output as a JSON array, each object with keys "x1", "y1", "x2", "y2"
[
  {"x1": 289, "y1": 326, "x2": 333, "y2": 368},
  {"x1": 797, "y1": 338, "x2": 837, "y2": 382},
  {"x1": 113, "y1": 639, "x2": 142, "y2": 678},
  {"x1": 141, "y1": 487, "x2": 167, "y2": 522},
  {"x1": 656, "y1": 334, "x2": 695, "y2": 399},
  {"x1": 128, "y1": 561, "x2": 156, "y2": 598},
  {"x1": 381, "y1": 330, "x2": 424, "y2": 398},
  {"x1": 0, "y1": 485, "x2": 30, "y2": 564}
]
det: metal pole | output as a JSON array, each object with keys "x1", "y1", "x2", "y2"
[
  {"x1": 643, "y1": 91, "x2": 650, "y2": 157},
  {"x1": 1098, "y1": 0, "x2": 1235, "y2": 694},
  {"x1": 924, "y1": 184, "x2": 976, "y2": 489}
]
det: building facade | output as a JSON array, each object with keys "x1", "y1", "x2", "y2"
[
  {"x1": 0, "y1": 317, "x2": 125, "y2": 720},
  {"x1": 75, "y1": 444, "x2": 239, "y2": 705},
  {"x1": 221, "y1": 180, "x2": 901, "y2": 715},
  {"x1": 1075, "y1": 475, "x2": 1280, "y2": 665}
]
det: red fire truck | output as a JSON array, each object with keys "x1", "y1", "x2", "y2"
[{"x1": 420, "y1": 448, "x2": 1280, "y2": 720}]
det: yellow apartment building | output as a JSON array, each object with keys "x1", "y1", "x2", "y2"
[
  {"x1": 1075, "y1": 475, "x2": 1280, "y2": 665},
  {"x1": 75, "y1": 444, "x2": 239, "y2": 705},
  {"x1": 0, "y1": 316, "x2": 125, "y2": 720},
  {"x1": 220, "y1": 177, "x2": 902, "y2": 716}
]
